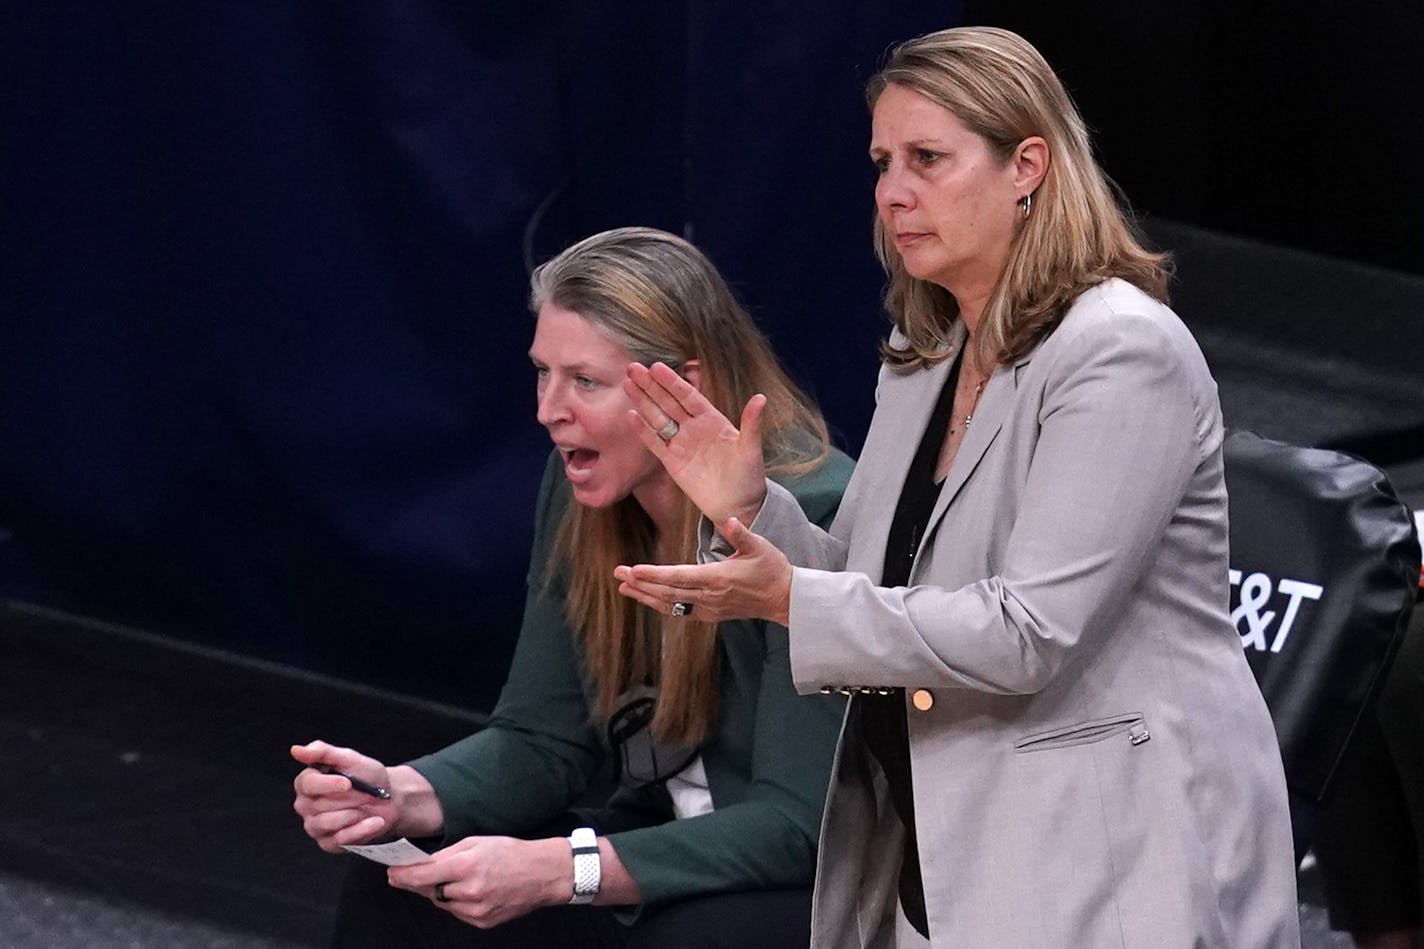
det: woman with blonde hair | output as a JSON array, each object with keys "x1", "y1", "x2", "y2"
[
  {"x1": 291, "y1": 226, "x2": 852, "y2": 948},
  {"x1": 618, "y1": 27, "x2": 1300, "y2": 947}
]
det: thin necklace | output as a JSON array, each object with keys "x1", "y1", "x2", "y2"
[{"x1": 962, "y1": 378, "x2": 987, "y2": 428}]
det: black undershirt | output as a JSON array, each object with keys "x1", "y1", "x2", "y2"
[{"x1": 856, "y1": 355, "x2": 960, "y2": 939}]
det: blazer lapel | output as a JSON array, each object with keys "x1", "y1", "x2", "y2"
[
  {"x1": 851, "y1": 328, "x2": 965, "y2": 581},
  {"x1": 918, "y1": 347, "x2": 1035, "y2": 561}
]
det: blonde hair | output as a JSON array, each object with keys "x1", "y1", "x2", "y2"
[
  {"x1": 868, "y1": 26, "x2": 1170, "y2": 372},
  {"x1": 529, "y1": 226, "x2": 829, "y2": 745}
]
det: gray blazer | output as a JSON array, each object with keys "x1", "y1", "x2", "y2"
[{"x1": 743, "y1": 280, "x2": 1300, "y2": 947}]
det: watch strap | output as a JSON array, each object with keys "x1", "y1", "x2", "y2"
[{"x1": 567, "y1": 826, "x2": 600, "y2": 905}]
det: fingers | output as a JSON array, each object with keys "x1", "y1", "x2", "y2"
[
  {"x1": 292, "y1": 741, "x2": 382, "y2": 791},
  {"x1": 615, "y1": 561, "x2": 706, "y2": 591},
  {"x1": 293, "y1": 782, "x2": 386, "y2": 847},
  {"x1": 614, "y1": 563, "x2": 722, "y2": 621},
  {"x1": 614, "y1": 519, "x2": 790, "y2": 625},
  {"x1": 293, "y1": 762, "x2": 358, "y2": 799},
  {"x1": 623, "y1": 363, "x2": 685, "y2": 420},
  {"x1": 292, "y1": 742, "x2": 385, "y2": 815},
  {"x1": 302, "y1": 804, "x2": 379, "y2": 836},
  {"x1": 387, "y1": 838, "x2": 539, "y2": 930},
  {"x1": 615, "y1": 574, "x2": 685, "y2": 616},
  {"x1": 388, "y1": 847, "x2": 467, "y2": 907},
  {"x1": 719, "y1": 517, "x2": 757, "y2": 551},
  {"x1": 645, "y1": 361, "x2": 709, "y2": 417},
  {"x1": 290, "y1": 739, "x2": 335, "y2": 765},
  {"x1": 621, "y1": 383, "x2": 677, "y2": 448},
  {"x1": 738, "y1": 394, "x2": 767, "y2": 451},
  {"x1": 626, "y1": 409, "x2": 674, "y2": 460},
  {"x1": 625, "y1": 361, "x2": 735, "y2": 434},
  {"x1": 614, "y1": 565, "x2": 675, "y2": 598},
  {"x1": 290, "y1": 740, "x2": 365, "y2": 774},
  {"x1": 303, "y1": 811, "x2": 387, "y2": 852},
  {"x1": 624, "y1": 363, "x2": 692, "y2": 428},
  {"x1": 621, "y1": 364, "x2": 687, "y2": 460},
  {"x1": 293, "y1": 775, "x2": 383, "y2": 818},
  {"x1": 612, "y1": 524, "x2": 756, "y2": 605},
  {"x1": 388, "y1": 858, "x2": 447, "y2": 890},
  {"x1": 290, "y1": 740, "x2": 394, "y2": 853}
]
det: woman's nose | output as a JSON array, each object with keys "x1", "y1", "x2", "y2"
[
  {"x1": 536, "y1": 384, "x2": 569, "y2": 426},
  {"x1": 876, "y1": 166, "x2": 914, "y2": 210}
]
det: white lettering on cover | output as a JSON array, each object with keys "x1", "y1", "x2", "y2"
[{"x1": 1228, "y1": 570, "x2": 1325, "y2": 653}]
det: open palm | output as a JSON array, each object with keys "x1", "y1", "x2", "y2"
[{"x1": 624, "y1": 361, "x2": 768, "y2": 525}]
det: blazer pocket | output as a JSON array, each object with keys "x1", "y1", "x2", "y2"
[{"x1": 1013, "y1": 713, "x2": 1148, "y2": 753}]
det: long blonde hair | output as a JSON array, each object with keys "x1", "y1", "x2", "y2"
[
  {"x1": 529, "y1": 227, "x2": 829, "y2": 745},
  {"x1": 868, "y1": 26, "x2": 1170, "y2": 372}
]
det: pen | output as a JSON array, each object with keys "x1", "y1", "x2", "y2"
[{"x1": 316, "y1": 764, "x2": 392, "y2": 800}]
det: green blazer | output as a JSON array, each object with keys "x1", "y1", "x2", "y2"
[{"x1": 410, "y1": 448, "x2": 853, "y2": 912}]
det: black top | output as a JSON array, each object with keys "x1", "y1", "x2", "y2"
[{"x1": 856, "y1": 354, "x2": 960, "y2": 939}]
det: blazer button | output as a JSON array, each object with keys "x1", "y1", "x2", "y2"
[{"x1": 911, "y1": 689, "x2": 934, "y2": 711}]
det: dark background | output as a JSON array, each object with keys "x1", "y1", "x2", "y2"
[{"x1": 3, "y1": 1, "x2": 1422, "y2": 713}]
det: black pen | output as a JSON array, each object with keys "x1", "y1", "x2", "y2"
[{"x1": 316, "y1": 764, "x2": 392, "y2": 800}]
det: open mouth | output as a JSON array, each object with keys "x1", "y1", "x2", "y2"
[{"x1": 561, "y1": 447, "x2": 599, "y2": 478}]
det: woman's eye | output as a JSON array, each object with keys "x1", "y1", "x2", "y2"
[
  {"x1": 916, "y1": 149, "x2": 940, "y2": 165},
  {"x1": 534, "y1": 366, "x2": 549, "y2": 380},
  {"x1": 872, "y1": 155, "x2": 890, "y2": 174},
  {"x1": 575, "y1": 375, "x2": 598, "y2": 390}
]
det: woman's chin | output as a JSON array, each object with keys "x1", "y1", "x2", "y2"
[
  {"x1": 568, "y1": 480, "x2": 622, "y2": 510},
  {"x1": 902, "y1": 258, "x2": 951, "y2": 287}
]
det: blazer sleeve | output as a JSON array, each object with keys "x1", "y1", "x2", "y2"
[
  {"x1": 790, "y1": 311, "x2": 1211, "y2": 695},
  {"x1": 698, "y1": 477, "x2": 848, "y2": 569},
  {"x1": 607, "y1": 453, "x2": 853, "y2": 912},
  {"x1": 408, "y1": 452, "x2": 604, "y2": 842}
]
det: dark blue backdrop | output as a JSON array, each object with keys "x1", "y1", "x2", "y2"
[
  {"x1": 0, "y1": 3, "x2": 954, "y2": 707},
  {"x1": 5, "y1": 3, "x2": 1420, "y2": 710}
]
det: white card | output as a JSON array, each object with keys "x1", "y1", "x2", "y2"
[{"x1": 341, "y1": 837, "x2": 433, "y2": 866}]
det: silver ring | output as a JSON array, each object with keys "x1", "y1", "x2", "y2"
[
  {"x1": 671, "y1": 601, "x2": 694, "y2": 617},
  {"x1": 655, "y1": 419, "x2": 679, "y2": 441},
  {"x1": 434, "y1": 882, "x2": 451, "y2": 903}
]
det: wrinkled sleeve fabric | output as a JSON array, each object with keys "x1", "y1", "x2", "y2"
[
  {"x1": 790, "y1": 313, "x2": 1207, "y2": 696},
  {"x1": 408, "y1": 451, "x2": 603, "y2": 842},
  {"x1": 610, "y1": 453, "x2": 853, "y2": 911},
  {"x1": 699, "y1": 365, "x2": 900, "y2": 571}
]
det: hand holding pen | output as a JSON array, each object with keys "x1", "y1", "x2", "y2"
[
  {"x1": 314, "y1": 763, "x2": 391, "y2": 799},
  {"x1": 290, "y1": 740, "x2": 399, "y2": 853}
]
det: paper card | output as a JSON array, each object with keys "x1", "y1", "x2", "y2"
[{"x1": 341, "y1": 838, "x2": 433, "y2": 866}]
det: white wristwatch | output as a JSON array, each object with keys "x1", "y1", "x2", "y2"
[{"x1": 567, "y1": 826, "x2": 601, "y2": 904}]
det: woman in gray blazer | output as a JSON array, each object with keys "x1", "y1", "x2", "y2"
[{"x1": 615, "y1": 26, "x2": 1301, "y2": 949}]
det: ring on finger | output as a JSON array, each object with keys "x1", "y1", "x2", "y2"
[
  {"x1": 435, "y1": 882, "x2": 451, "y2": 903},
  {"x1": 655, "y1": 419, "x2": 679, "y2": 441},
  {"x1": 671, "y1": 600, "x2": 694, "y2": 617}
]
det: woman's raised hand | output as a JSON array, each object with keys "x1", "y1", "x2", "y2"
[{"x1": 623, "y1": 362, "x2": 768, "y2": 526}]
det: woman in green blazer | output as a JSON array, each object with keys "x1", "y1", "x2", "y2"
[{"x1": 290, "y1": 227, "x2": 851, "y2": 948}]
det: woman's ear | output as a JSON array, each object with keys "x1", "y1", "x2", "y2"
[
  {"x1": 1013, "y1": 136, "x2": 1049, "y2": 197},
  {"x1": 681, "y1": 359, "x2": 703, "y2": 392}
]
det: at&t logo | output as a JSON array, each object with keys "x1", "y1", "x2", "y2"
[{"x1": 1228, "y1": 569, "x2": 1324, "y2": 653}]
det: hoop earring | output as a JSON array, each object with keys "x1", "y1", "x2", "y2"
[{"x1": 1019, "y1": 193, "x2": 1033, "y2": 219}]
